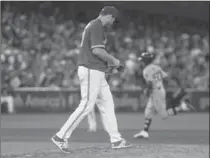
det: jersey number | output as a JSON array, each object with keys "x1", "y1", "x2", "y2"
[{"x1": 152, "y1": 71, "x2": 162, "y2": 82}]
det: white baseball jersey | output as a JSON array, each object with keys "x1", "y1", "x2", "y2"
[{"x1": 143, "y1": 64, "x2": 167, "y2": 90}]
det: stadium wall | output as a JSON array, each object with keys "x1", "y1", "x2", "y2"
[{"x1": 9, "y1": 88, "x2": 209, "y2": 113}]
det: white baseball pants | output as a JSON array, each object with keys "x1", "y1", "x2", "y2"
[
  {"x1": 56, "y1": 66, "x2": 122, "y2": 143},
  {"x1": 145, "y1": 88, "x2": 168, "y2": 119}
]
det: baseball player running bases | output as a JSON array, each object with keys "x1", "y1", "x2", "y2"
[{"x1": 133, "y1": 52, "x2": 195, "y2": 139}]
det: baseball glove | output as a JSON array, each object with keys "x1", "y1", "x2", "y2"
[{"x1": 107, "y1": 64, "x2": 125, "y2": 74}]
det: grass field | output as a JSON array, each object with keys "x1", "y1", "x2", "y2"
[{"x1": 1, "y1": 113, "x2": 209, "y2": 158}]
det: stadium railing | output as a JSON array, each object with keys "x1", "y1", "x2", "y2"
[{"x1": 6, "y1": 87, "x2": 208, "y2": 113}]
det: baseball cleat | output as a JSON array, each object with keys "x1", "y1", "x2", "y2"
[
  {"x1": 133, "y1": 130, "x2": 149, "y2": 139},
  {"x1": 51, "y1": 135, "x2": 70, "y2": 153},
  {"x1": 180, "y1": 101, "x2": 196, "y2": 112},
  {"x1": 112, "y1": 138, "x2": 132, "y2": 149}
]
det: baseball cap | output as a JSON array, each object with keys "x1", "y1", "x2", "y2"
[{"x1": 100, "y1": 6, "x2": 119, "y2": 19}]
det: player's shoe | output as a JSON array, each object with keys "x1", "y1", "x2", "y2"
[
  {"x1": 171, "y1": 88, "x2": 187, "y2": 108},
  {"x1": 180, "y1": 100, "x2": 196, "y2": 112},
  {"x1": 51, "y1": 135, "x2": 70, "y2": 153},
  {"x1": 133, "y1": 130, "x2": 149, "y2": 139},
  {"x1": 111, "y1": 138, "x2": 132, "y2": 149}
]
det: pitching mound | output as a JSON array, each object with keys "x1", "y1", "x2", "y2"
[{"x1": 1, "y1": 143, "x2": 208, "y2": 158}]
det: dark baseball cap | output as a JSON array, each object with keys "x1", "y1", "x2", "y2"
[{"x1": 100, "y1": 6, "x2": 119, "y2": 19}]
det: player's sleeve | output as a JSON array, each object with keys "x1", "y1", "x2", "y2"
[
  {"x1": 90, "y1": 22, "x2": 105, "y2": 49},
  {"x1": 155, "y1": 65, "x2": 168, "y2": 78},
  {"x1": 143, "y1": 69, "x2": 150, "y2": 83}
]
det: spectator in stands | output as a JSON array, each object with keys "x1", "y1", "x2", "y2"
[{"x1": 1, "y1": 3, "x2": 209, "y2": 91}]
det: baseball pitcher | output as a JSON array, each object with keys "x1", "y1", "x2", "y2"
[{"x1": 51, "y1": 6, "x2": 132, "y2": 153}]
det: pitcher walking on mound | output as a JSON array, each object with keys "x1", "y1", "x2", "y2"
[{"x1": 51, "y1": 6, "x2": 132, "y2": 153}]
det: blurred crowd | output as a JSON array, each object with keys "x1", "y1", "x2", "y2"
[{"x1": 1, "y1": 4, "x2": 209, "y2": 95}]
